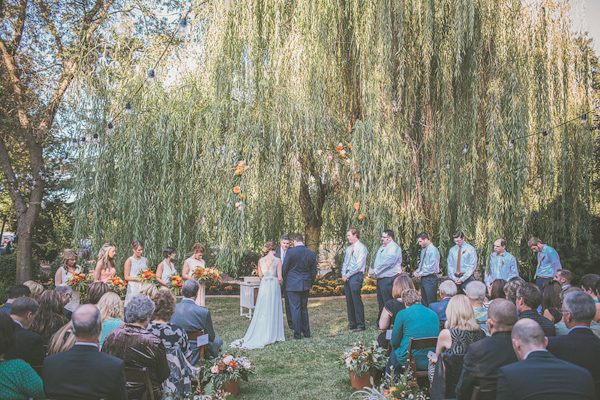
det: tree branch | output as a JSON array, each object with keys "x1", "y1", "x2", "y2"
[
  {"x1": 8, "y1": 0, "x2": 28, "y2": 54},
  {"x1": 0, "y1": 136, "x2": 27, "y2": 220},
  {"x1": 36, "y1": 0, "x2": 64, "y2": 56}
]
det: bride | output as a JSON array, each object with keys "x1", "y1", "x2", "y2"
[{"x1": 231, "y1": 241, "x2": 285, "y2": 349}]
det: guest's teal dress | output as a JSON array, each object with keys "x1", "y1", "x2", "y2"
[
  {"x1": 0, "y1": 359, "x2": 45, "y2": 400},
  {"x1": 100, "y1": 318, "x2": 123, "y2": 346},
  {"x1": 391, "y1": 303, "x2": 440, "y2": 370}
]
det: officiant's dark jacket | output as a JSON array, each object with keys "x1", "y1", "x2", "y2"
[
  {"x1": 282, "y1": 244, "x2": 317, "y2": 292},
  {"x1": 43, "y1": 343, "x2": 127, "y2": 400}
]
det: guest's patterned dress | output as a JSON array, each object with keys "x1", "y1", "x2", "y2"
[{"x1": 148, "y1": 321, "x2": 200, "y2": 398}]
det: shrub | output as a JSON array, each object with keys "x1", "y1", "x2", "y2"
[{"x1": 236, "y1": 250, "x2": 261, "y2": 278}]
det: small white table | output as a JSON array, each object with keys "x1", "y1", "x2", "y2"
[{"x1": 239, "y1": 277, "x2": 260, "y2": 319}]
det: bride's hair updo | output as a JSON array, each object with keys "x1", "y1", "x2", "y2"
[{"x1": 261, "y1": 241, "x2": 277, "y2": 257}]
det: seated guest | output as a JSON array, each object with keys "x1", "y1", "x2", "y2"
[
  {"x1": 102, "y1": 294, "x2": 169, "y2": 399},
  {"x1": 54, "y1": 285, "x2": 73, "y2": 320},
  {"x1": 483, "y1": 279, "x2": 507, "y2": 309},
  {"x1": 43, "y1": 305, "x2": 127, "y2": 400},
  {"x1": 430, "y1": 294, "x2": 486, "y2": 380},
  {"x1": 47, "y1": 322, "x2": 76, "y2": 356},
  {"x1": 547, "y1": 291, "x2": 600, "y2": 394},
  {"x1": 171, "y1": 280, "x2": 223, "y2": 364},
  {"x1": 541, "y1": 280, "x2": 562, "y2": 323},
  {"x1": 86, "y1": 282, "x2": 109, "y2": 306},
  {"x1": 504, "y1": 276, "x2": 525, "y2": 304},
  {"x1": 0, "y1": 284, "x2": 31, "y2": 315},
  {"x1": 97, "y1": 292, "x2": 124, "y2": 346},
  {"x1": 429, "y1": 280, "x2": 457, "y2": 326},
  {"x1": 554, "y1": 269, "x2": 573, "y2": 291},
  {"x1": 555, "y1": 288, "x2": 600, "y2": 337},
  {"x1": 377, "y1": 275, "x2": 414, "y2": 348},
  {"x1": 496, "y1": 318, "x2": 595, "y2": 400},
  {"x1": 0, "y1": 313, "x2": 45, "y2": 400},
  {"x1": 5, "y1": 297, "x2": 45, "y2": 366},
  {"x1": 148, "y1": 290, "x2": 200, "y2": 398},
  {"x1": 464, "y1": 280, "x2": 488, "y2": 332},
  {"x1": 455, "y1": 299, "x2": 519, "y2": 399},
  {"x1": 29, "y1": 290, "x2": 68, "y2": 344},
  {"x1": 22, "y1": 281, "x2": 43, "y2": 301},
  {"x1": 581, "y1": 274, "x2": 600, "y2": 323},
  {"x1": 388, "y1": 289, "x2": 440, "y2": 374},
  {"x1": 516, "y1": 283, "x2": 556, "y2": 336}
]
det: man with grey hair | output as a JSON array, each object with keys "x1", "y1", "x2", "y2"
[
  {"x1": 43, "y1": 305, "x2": 127, "y2": 400},
  {"x1": 429, "y1": 280, "x2": 457, "y2": 325},
  {"x1": 496, "y1": 318, "x2": 595, "y2": 400},
  {"x1": 465, "y1": 280, "x2": 488, "y2": 331},
  {"x1": 548, "y1": 292, "x2": 600, "y2": 394},
  {"x1": 456, "y1": 299, "x2": 519, "y2": 399},
  {"x1": 55, "y1": 285, "x2": 73, "y2": 319},
  {"x1": 171, "y1": 279, "x2": 223, "y2": 363}
]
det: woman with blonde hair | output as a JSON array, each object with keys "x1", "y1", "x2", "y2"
[
  {"x1": 94, "y1": 243, "x2": 117, "y2": 283},
  {"x1": 182, "y1": 243, "x2": 206, "y2": 306},
  {"x1": 22, "y1": 281, "x2": 43, "y2": 301},
  {"x1": 97, "y1": 292, "x2": 124, "y2": 346},
  {"x1": 55, "y1": 249, "x2": 82, "y2": 312},
  {"x1": 47, "y1": 322, "x2": 76, "y2": 355}
]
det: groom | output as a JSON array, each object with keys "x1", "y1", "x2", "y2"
[{"x1": 282, "y1": 233, "x2": 318, "y2": 339}]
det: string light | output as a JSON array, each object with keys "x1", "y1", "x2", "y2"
[
  {"x1": 485, "y1": 140, "x2": 489, "y2": 151},
  {"x1": 147, "y1": 69, "x2": 155, "y2": 83},
  {"x1": 446, "y1": 160, "x2": 450, "y2": 169},
  {"x1": 582, "y1": 113, "x2": 587, "y2": 127},
  {"x1": 72, "y1": 138, "x2": 78, "y2": 146},
  {"x1": 432, "y1": 169, "x2": 437, "y2": 178},
  {"x1": 509, "y1": 139, "x2": 514, "y2": 149},
  {"x1": 61, "y1": 157, "x2": 68, "y2": 165},
  {"x1": 125, "y1": 102, "x2": 132, "y2": 115},
  {"x1": 178, "y1": 18, "x2": 190, "y2": 36},
  {"x1": 463, "y1": 144, "x2": 468, "y2": 154},
  {"x1": 80, "y1": 136, "x2": 86, "y2": 144},
  {"x1": 107, "y1": 122, "x2": 114, "y2": 133},
  {"x1": 93, "y1": 133, "x2": 99, "y2": 143}
]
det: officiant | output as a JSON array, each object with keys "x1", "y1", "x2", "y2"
[{"x1": 368, "y1": 230, "x2": 402, "y2": 327}]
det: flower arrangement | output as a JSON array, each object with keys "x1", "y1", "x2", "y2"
[
  {"x1": 107, "y1": 276, "x2": 127, "y2": 299},
  {"x1": 339, "y1": 341, "x2": 388, "y2": 377},
  {"x1": 68, "y1": 272, "x2": 92, "y2": 295},
  {"x1": 203, "y1": 354, "x2": 256, "y2": 394},
  {"x1": 193, "y1": 266, "x2": 221, "y2": 286},
  {"x1": 139, "y1": 269, "x2": 157, "y2": 284},
  {"x1": 351, "y1": 368, "x2": 429, "y2": 399},
  {"x1": 168, "y1": 274, "x2": 184, "y2": 295}
]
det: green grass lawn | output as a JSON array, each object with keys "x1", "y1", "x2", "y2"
[{"x1": 206, "y1": 296, "x2": 381, "y2": 400}]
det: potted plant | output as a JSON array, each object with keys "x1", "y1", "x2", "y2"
[
  {"x1": 340, "y1": 341, "x2": 388, "y2": 390},
  {"x1": 350, "y1": 368, "x2": 429, "y2": 399},
  {"x1": 203, "y1": 354, "x2": 256, "y2": 397}
]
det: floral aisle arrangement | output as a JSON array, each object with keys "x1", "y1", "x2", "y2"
[
  {"x1": 203, "y1": 354, "x2": 256, "y2": 397},
  {"x1": 340, "y1": 341, "x2": 388, "y2": 377},
  {"x1": 350, "y1": 368, "x2": 429, "y2": 400},
  {"x1": 193, "y1": 266, "x2": 222, "y2": 286},
  {"x1": 168, "y1": 274, "x2": 184, "y2": 295},
  {"x1": 107, "y1": 276, "x2": 127, "y2": 299}
]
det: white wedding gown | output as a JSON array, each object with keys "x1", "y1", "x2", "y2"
[{"x1": 231, "y1": 257, "x2": 285, "y2": 349}]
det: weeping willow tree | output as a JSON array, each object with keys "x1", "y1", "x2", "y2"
[{"x1": 72, "y1": 0, "x2": 598, "y2": 276}]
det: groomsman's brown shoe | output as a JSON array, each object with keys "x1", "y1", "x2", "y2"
[{"x1": 353, "y1": 328, "x2": 365, "y2": 332}]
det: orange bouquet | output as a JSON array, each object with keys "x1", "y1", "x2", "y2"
[
  {"x1": 107, "y1": 276, "x2": 128, "y2": 299},
  {"x1": 68, "y1": 272, "x2": 90, "y2": 294},
  {"x1": 193, "y1": 266, "x2": 221, "y2": 286},
  {"x1": 168, "y1": 274, "x2": 184, "y2": 295},
  {"x1": 139, "y1": 269, "x2": 157, "y2": 284}
]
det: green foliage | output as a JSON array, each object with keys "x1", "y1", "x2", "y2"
[
  {"x1": 235, "y1": 251, "x2": 261, "y2": 278},
  {"x1": 0, "y1": 255, "x2": 41, "y2": 302}
]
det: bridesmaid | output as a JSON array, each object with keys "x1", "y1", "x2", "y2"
[
  {"x1": 54, "y1": 249, "x2": 82, "y2": 312},
  {"x1": 93, "y1": 243, "x2": 117, "y2": 283},
  {"x1": 182, "y1": 243, "x2": 206, "y2": 306},
  {"x1": 156, "y1": 247, "x2": 177, "y2": 288},
  {"x1": 123, "y1": 240, "x2": 148, "y2": 306}
]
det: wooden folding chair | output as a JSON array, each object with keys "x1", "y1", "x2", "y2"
[
  {"x1": 125, "y1": 366, "x2": 155, "y2": 400},
  {"x1": 186, "y1": 329, "x2": 207, "y2": 362},
  {"x1": 406, "y1": 337, "x2": 438, "y2": 381},
  {"x1": 471, "y1": 386, "x2": 496, "y2": 400}
]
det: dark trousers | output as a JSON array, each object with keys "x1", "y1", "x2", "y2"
[
  {"x1": 456, "y1": 275, "x2": 475, "y2": 295},
  {"x1": 420, "y1": 274, "x2": 439, "y2": 308},
  {"x1": 287, "y1": 290, "x2": 310, "y2": 339},
  {"x1": 536, "y1": 277, "x2": 552, "y2": 293},
  {"x1": 283, "y1": 289, "x2": 293, "y2": 328},
  {"x1": 344, "y1": 273, "x2": 365, "y2": 329},
  {"x1": 376, "y1": 276, "x2": 396, "y2": 324}
]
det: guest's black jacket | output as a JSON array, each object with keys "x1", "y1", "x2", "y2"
[{"x1": 4, "y1": 323, "x2": 45, "y2": 366}]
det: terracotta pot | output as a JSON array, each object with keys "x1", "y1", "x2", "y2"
[
  {"x1": 349, "y1": 371, "x2": 373, "y2": 390},
  {"x1": 226, "y1": 380, "x2": 239, "y2": 397}
]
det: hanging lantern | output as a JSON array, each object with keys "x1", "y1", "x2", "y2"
[
  {"x1": 508, "y1": 139, "x2": 514, "y2": 149},
  {"x1": 463, "y1": 144, "x2": 468, "y2": 154},
  {"x1": 147, "y1": 69, "x2": 155, "y2": 84},
  {"x1": 485, "y1": 140, "x2": 489, "y2": 151},
  {"x1": 179, "y1": 17, "x2": 190, "y2": 36},
  {"x1": 125, "y1": 102, "x2": 132, "y2": 115},
  {"x1": 107, "y1": 122, "x2": 114, "y2": 133}
]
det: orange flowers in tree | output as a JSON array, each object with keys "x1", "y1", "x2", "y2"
[
  {"x1": 358, "y1": 213, "x2": 364, "y2": 221},
  {"x1": 233, "y1": 186, "x2": 240, "y2": 194},
  {"x1": 353, "y1": 202, "x2": 360, "y2": 210}
]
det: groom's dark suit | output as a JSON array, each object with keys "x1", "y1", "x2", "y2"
[
  {"x1": 282, "y1": 244, "x2": 317, "y2": 339},
  {"x1": 275, "y1": 246, "x2": 293, "y2": 329}
]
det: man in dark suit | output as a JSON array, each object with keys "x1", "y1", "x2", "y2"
[
  {"x1": 547, "y1": 291, "x2": 600, "y2": 395},
  {"x1": 5, "y1": 297, "x2": 45, "y2": 366},
  {"x1": 275, "y1": 233, "x2": 293, "y2": 329},
  {"x1": 516, "y1": 282, "x2": 556, "y2": 336},
  {"x1": 43, "y1": 305, "x2": 127, "y2": 400},
  {"x1": 0, "y1": 284, "x2": 31, "y2": 315},
  {"x1": 455, "y1": 298, "x2": 519, "y2": 399},
  {"x1": 429, "y1": 280, "x2": 457, "y2": 325},
  {"x1": 496, "y1": 318, "x2": 596, "y2": 400},
  {"x1": 282, "y1": 233, "x2": 317, "y2": 339},
  {"x1": 171, "y1": 279, "x2": 223, "y2": 364}
]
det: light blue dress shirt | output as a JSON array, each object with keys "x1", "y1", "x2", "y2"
[
  {"x1": 372, "y1": 241, "x2": 402, "y2": 278},
  {"x1": 485, "y1": 251, "x2": 519, "y2": 286},
  {"x1": 535, "y1": 245, "x2": 562, "y2": 278},
  {"x1": 447, "y1": 242, "x2": 477, "y2": 283},
  {"x1": 417, "y1": 243, "x2": 440, "y2": 276},
  {"x1": 343, "y1": 240, "x2": 368, "y2": 278}
]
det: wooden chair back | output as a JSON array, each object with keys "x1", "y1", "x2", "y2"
[
  {"x1": 186, "y1": 329, "x2": 207, "y2": 361},
  {"x1": 125, "y1": 366, "x2": 155, "y2": 400},
  {"x1": 471, "y1": 386, "x2": 496, "y2": 400},
  {"x1": 406, "y1": 337, "x2": 438, "y2": 379}
]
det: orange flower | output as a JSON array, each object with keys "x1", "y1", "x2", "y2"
[
  {"x1": 335, "y1": 145, "x2": 344, "y2": 153},
  {"x1": 239, "y1": 193, "x2": 245, "y2": 200},
  {"x1": 353, "y1": 202, "x2": 360, "y2": 210},
  {"x1": 233, "y1": 186, "x2": 240, "y2": 194},
  {"x1": 234, "y1": 166, "x2": 243, "y2": 176},
  {"x1": 347, "y1": 142, "x2": 352, "y2": 149},
  {"x1": 354, "y1": 173, "x2": 361, "y2": 180},
  {"x1": 358, "y1": 213, "x2": 364, "y2": 221}
]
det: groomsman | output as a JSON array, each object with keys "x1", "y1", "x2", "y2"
[
  {"x1": 368, "y1": 230, "x2": 402, "y2": 326},
  {"x1": 343, "y1": 227, "x2": 367, "y2": 332},
  {"x1": 484, "y1": 238, "x2": 519, "y2": 287},
  {"x1": 275, "y1": 234, "x2": 292, "y2": 329},
  {"x1": 413, "y1": 233, "x2": 440, "y2": 307},
  {"x1": 528, "y1": 237, "x2": 562, "y2": 293},
  {"x1": 447, "y1": 231, "x2": 477, "y2": 295}
]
